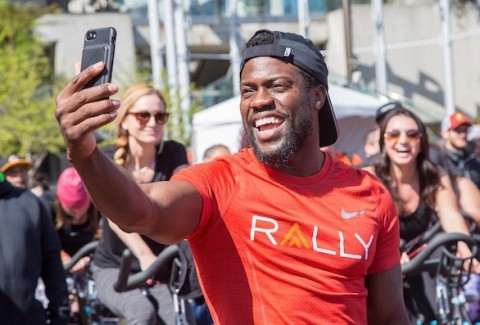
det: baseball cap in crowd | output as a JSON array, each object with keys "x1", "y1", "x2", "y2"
[
  {"x1": 441, "y1": 112, "x2": 472, "y2": 131},
  {"x1": 239, "y1": 29, "x2": 338, "y2": 147},
  {"x1": 375, "y1": 101, "x2": 403, "y2": 125},
  {"x1": 56, "y1": 167, "x2": 90, "y2": 210},
  {"x1": 0, "y1": 154, "x2": 32, "y2": 173}
]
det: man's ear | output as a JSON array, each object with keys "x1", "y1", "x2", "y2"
[
  {"x1": 440, "y1": 129, "x2": 449, "y2": 140},
  {"x1": 312, "y1": 84, "x2": 327, "y2": 112}
]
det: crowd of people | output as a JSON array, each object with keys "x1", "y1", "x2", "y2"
[{"x1": 2, "y1": 28, "x2": 480, "y2": 324}]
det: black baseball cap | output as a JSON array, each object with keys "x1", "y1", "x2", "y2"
[
  {"x1": 375, "y1": 101, "x2": 403, "y2": 124},
  {"x1": 240, "y1": 29, "x2": 338, "y2": 147}
]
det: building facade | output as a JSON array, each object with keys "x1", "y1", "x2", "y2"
[{"x1": 33, "y1": 0, "x2": 480, "y2": 120}]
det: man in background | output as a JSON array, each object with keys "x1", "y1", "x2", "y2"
[
  {"x1": 0, "y1": 154, "x2": 31, "y2": 188},
  {"x1": 439, "y1": 112, "x2": 480, "y2": 188},
  {"x1": 202, "y1": 144, "x2": 231, "y2": 163},
  {"x1": 0, "y1": 171, "x2": 69, "y2": 324}
]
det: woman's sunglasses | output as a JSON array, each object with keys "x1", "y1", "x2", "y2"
[
  {"x1": 384, "y1": 129, "x2": 422, "y2": 142},
  {"x1": 128, "y1": 111, "x2": 169, "y2": 125}
]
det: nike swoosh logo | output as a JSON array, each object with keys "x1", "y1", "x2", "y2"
[{"x1": 341, "y1": 208, "x2": 365, "y2": 219}]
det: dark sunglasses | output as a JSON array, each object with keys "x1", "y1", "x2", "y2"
[
  {"x1": 384, "y1": 129, "x2": 422, "y2": 142},
  {"x1": 128, "y1": 111, "x2": 169, "y2": 125}
]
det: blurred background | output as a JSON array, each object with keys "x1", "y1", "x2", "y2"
[{"x1": 1, "y1": 0, "x2": 480, "y2": 176}]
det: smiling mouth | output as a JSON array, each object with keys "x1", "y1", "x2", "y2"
[{"x1": 255, "y1": 117, "x2": 283, "y2": 131}]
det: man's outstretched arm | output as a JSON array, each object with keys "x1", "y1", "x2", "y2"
[
  {"x1": 55, "y1": 62, "x2": 202, "y2": 244},
  {"x1": 365, "y1": 264, "x2": 409, "y2": 324}
]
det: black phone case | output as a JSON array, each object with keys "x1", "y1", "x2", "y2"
[{"x1": 80, "y1": 27, "x2": 117, "y2": 88}]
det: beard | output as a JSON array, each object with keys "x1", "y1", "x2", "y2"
[{"x1": 247, "y1": 112, "x2": 313, "y2": 170}]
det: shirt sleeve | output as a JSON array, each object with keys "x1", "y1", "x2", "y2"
[
  {"x1": 170, "y1": 141, "x2": 189, "y2": 169},
  {"x1": 172, "y1": 158, "x2": 237, "y2": 241}
]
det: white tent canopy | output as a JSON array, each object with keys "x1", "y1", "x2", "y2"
[{"x1": 190, "y1": 84, "x2": 441, "y2": 164}]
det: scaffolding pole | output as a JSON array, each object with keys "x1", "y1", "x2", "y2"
[
  {"x1": 438, "y1": 0, "x2": 456, "y2": 114},
  {"x1": 371, "y1": 0, "x2": 387, "y2": 96}
]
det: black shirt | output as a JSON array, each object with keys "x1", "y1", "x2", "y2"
[
  {"x1": 0, "y1": 181, "x2": 68, "y2": 323},
  {"x1": 431, "y1": 143, "x2": 480, "y2": 189},
  {"x1": 93, "y1": 140, "x2": 189, "y2": 272},
  {"x1": 57, "y1": 220, "x2": 98, "y2": 257},
  {"x1": 399, "y1": 202, "x2": 435, "y2": 244}
]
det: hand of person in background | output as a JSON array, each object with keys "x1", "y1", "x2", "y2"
[
  {"x1": 71, "y1": 256, "x2": 91, "y2": 275},
  {"x1": 55, "y1": 62, "x2": 119, "y2": 161},
  {"x1": 456, "y1": 242, "x2": 480, "y2": 274},
  {"x1": 61, "y1": 250, "x2": 91, "y2": 275},
  {"x1": 400, "y1": 251, "x2": 410, "y2": 265},
  {"x1": 138, "y1": 253, "x2": 157, "y2": 272}
]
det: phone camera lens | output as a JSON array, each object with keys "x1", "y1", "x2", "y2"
[{"x1": 87, "y1": 31, "x2": 97, "y2": 40}]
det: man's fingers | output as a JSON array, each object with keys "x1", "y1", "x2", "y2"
[
  {"x1": 54, "y1": 63, "x2": 120, "y2": 161},
  {"x1": 75, "y1": 83, "x2": 119, "y2": 108},
  {"x1": 56, "y1": 83, "x2": 119, "y2": 122},
  {"x1": 74, "y1": 61, "x2": 81, "y2": 75},
  {"x1": 60, "y1": 100, "x2": 119, "y2": 136},
  {"x1": 57, "y1": 61, "x2": 106, "y2": 101}
]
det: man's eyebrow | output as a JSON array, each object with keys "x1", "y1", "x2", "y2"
[
  {"x1": 241, "y1": 76, "x2": 292, "y2": 86},
  {"x1": 240, "y1": 80, "x2": 255, "y2": 87}
]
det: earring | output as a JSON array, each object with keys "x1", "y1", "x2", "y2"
[{"x1": 0, "y1": 171, "x2": 5, "y2": 183}]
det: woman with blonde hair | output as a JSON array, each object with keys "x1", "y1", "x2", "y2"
[{"x1": 91, "y1": 83, "x2": 189, "y2": 324}]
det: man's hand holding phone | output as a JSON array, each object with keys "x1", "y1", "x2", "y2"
[
  {"x1": 55, "y1": 27, "x2": 118, "y2": 162},
  {"x1": 55, "y1": 62, "x2": 119, "y2": 162}
]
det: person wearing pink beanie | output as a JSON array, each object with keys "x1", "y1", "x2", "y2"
[
  {"x1": 55, "y1": 167, "x2": 101, "y2": 322},
  {"x1": 57, "y1": 167, "x2": 91, "y2": 211},
  {"x1": 55, "y1": 166, "x2": 101, "y2": 267}
]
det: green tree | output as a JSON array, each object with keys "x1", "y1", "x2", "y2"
[
  {"x1": 0, "y1": 1, "x2": 63, "y2": 159},
  {"x1": 163, "y1": 83, "x2": 204, "y2": 148}
]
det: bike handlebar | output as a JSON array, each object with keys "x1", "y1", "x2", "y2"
[
  {"x1": 399, "y1": 221, "x2": 442, "y2": 253},
  {"x1": 114, "y1": 244, "x2": 181, "y2": 293},
  {"x1": 401, "y1": 232, "x2": 477, "y2": 276},
  {"x1": 63, "y1": 240, "x2": 99, "y2": 272}
]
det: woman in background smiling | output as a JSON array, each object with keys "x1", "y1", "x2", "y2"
[
  {"x1": 91, "y1": 84, "x2": 190, "y2": 324},
  {"x1": 364, "y1": 106, "x2": 478, "y2": 323}
]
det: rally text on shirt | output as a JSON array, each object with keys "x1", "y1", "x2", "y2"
[{"x1": 250, "y1": 215, "x2": 375, "y2": 260}]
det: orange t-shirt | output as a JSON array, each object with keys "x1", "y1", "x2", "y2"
[{"x1": 172, "y1": 148, "x2": 400, "y2": 324}]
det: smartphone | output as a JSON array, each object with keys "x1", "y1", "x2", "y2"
[{"x1": 80, "y1": 27, "x2": 117, "y2": 88}]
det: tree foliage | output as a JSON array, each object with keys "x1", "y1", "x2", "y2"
[
  {"x1": 163, "y1": 83, "x2": 204, "y2": 148},
  {"x1": 0, "y1": 1, "x2": 64, "y2": 158}
]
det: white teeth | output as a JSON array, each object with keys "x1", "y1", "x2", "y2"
[{"x1": 255, "y1": 117, "x2": 282, "y2": 128}]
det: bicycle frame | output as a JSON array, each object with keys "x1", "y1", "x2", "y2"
[{"x1": 401, "y1": 232, "x2": 478, "y2": 325}]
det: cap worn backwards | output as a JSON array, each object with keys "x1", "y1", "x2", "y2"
[
  {"x1": 239, "y1": 29, "x2": 338, "y2": 147},
  {"x1": 375, "y1": 101, "x2": 404, "y2": 125}
]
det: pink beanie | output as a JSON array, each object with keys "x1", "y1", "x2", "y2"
[{"x1": 56, "y1": 167, "x2": 91, "y2": 210}]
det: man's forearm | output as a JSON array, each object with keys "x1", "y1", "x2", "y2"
[{"x1": 72, "y1": 147, "x2": 153, "y2": 232}]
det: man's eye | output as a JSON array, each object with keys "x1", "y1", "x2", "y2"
[
  {"x1": 241, "y1": 88, "x2": 254, "y2": 95},
  {"x1": 272, "y1": 83, "x2": 286, "y2": 90}
]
